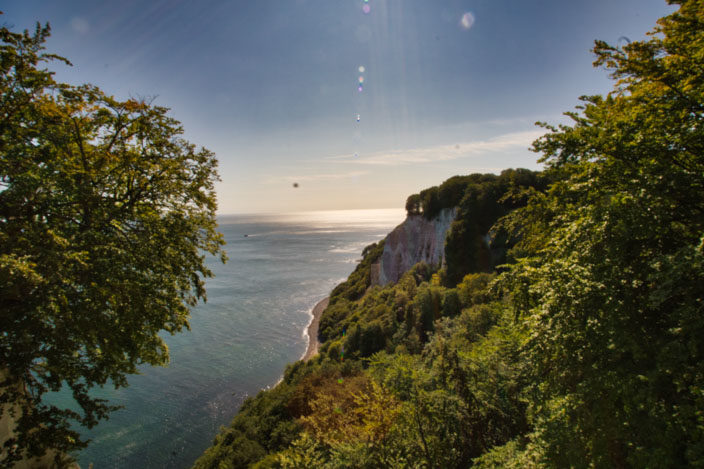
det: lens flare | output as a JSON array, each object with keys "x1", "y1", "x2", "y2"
[
  {"x1": 460, "y1": 12, "x2": 475, "y2": 30},
  {"x1": 356, "y1": 114, "x2": 361, "y2": 122},
  {"x1": 362, "y1": 4, "x2": 371, "y2": 14},
  {"x1": 358, "y1": 85, "x2": 363, "y2": 92},
  {"x1": 358, "y1": 65, "x2": 365, "y2": 73},
  {"x1": 358, "y1": 76, "x2": 364, "y2": 84}
]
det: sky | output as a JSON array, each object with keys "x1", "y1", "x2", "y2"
[{"x1": 4, "y1": 0, "x2": 676, "y2": 214}]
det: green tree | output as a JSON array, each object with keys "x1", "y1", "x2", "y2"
[
  {"x1": 440, "y1": 288, "x2": 461, "y2": 317},
  {"x1": 502, "y1": 1, "x2": 704, "y2": 466},
  {"x1": 405, "y1": 193, "x2": 421, "y2": 215},
  {"x1": 413, "y1": 283, "x2": 442, "y2": 342},
  {"x1": 443, "y1": 170, "x2": 545, "y2": 286},
  {"x1": 0, "y1": 23, "x2": 225, "y2": 464},
  {"x1": 418, "y1": 186, "x2": 440, "y2": 219}
]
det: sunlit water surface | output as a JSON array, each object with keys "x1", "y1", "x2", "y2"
[{"x1": 67, "y1": 209, "x2": 404, "y2": 468}]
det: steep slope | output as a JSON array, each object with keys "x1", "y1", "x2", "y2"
[{"x1": 373, "y1": 208, "x2": 456, "y2": 286}]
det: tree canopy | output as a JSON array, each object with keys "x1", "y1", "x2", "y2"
[
  {"x1": 496, "y1": 0, "x2": 704, "y2": 465},
  {"x1": 0, "y1": 23, "x2": 225, "y2": 464}
]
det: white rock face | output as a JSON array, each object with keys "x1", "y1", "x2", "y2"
[{"x1": 376, "y1": 207, "x2": 457, "y2": 286}]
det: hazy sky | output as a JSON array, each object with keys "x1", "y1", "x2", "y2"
[{"x1": 5, "y1": 1, "x2": 675, "y2": 214}]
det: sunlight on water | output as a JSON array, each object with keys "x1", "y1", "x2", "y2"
[{"x1": 221, "y1": 208, "x2": 405, "y2": 230}]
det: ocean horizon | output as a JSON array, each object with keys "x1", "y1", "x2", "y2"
[{"x1": 69, "y1": 208, "x2": 405, "y2": 468}]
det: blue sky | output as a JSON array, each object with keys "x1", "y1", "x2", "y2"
[{"x1": 5, "y1": 1, "x2": 675, "y2": 213}]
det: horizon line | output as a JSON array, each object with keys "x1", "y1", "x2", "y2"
[{"x1": 216, "y1": 207, "x2": 406, "y2": 217}]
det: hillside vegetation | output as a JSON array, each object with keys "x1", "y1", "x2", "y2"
[{"x1": 195, "y1": 2, "x2": 704, "y2": 467}]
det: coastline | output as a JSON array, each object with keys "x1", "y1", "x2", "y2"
[{"x1": 303, "y1": 297, "x2": 329, "y2": 361}]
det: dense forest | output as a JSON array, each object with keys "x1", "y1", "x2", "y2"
[{"x1": 195, "y1": 2, "x2": 704, "y2": 467}]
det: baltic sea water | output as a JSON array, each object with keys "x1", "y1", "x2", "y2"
[{"x1": 72, "y1": 209, "x2": 405, "y2": 468}]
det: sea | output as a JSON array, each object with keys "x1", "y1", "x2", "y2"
[{"x1": 70, "y1": 209, "x2": 405, "y2": 468}]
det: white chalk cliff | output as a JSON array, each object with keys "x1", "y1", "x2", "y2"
[{"x1": 372, "y1": 208, "x2": 457, "y2": 286}]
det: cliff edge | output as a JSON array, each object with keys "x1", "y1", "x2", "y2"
[{"x1": 374, "y1": 207, "x2": 457, "y2": 286}]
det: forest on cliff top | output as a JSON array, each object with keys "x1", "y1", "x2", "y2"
[{"x1": 195, "y1": 2, "x2": 704, "y2": 467}]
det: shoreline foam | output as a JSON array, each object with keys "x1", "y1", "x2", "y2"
[{"x1": 302, "y1": 297, "x2": 329, "y2": 361}]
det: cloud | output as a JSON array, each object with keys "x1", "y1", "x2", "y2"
[
  {"x1": 266, "y1": 170, "x2": 369, "y2": 184},
  {"x1": 327, "y1": 130, "x2": 543, "y2": 167}
]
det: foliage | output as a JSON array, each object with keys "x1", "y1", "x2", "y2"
[
  {"x1": 443, "y1": 169, "x2": 549, "y2": 286},
  {"x1": 0, "y1": 23, "x2": 225, "y2": 463},
  {"x1": 268, "y1": 433, "x2": 326, "y2": 469},
  {"x1": 318, "y1": 241, "x2": 385, "y2": 341},
  {"x1": 472, "y1": 439, "x2": 544, "y2": 469},
  {"x1": 406, "y1": 174, "x2": 490, "y2": 219},
  {"x1": 403, "y1": 169, "x2": 547, "y2": 282},
  {"x1": 333, "y1": 240, "x2": 385, "y2": 304},
  {"x1": 457, "y1": 272, "x2": 495, "y2": 308},
  {"x1": 405, "y1": 193, "x2": 421, "y2": 216},
  {"x1": 361, "y1": 298, "x2": 528, "y2": 469},
  {"x1": 497, "y1": 1, "x2": 704, "y2": 466},
  {"x1": 300, "y1": 375, "x2": 400, "y2": 449},
  {"x1": 319, "y1": 252, "x2": 428, "y2": 347}
]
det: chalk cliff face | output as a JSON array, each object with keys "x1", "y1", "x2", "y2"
[{"x1": 374, "y1": 207, "x2": 457, "y2": 286}]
